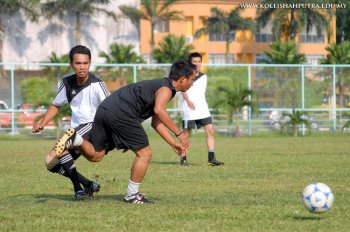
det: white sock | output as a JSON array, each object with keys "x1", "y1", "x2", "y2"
[
  {"x1": 73, "y1": 134, "x2": 83, "y2": 146},
  {"x1": 125, "y1": 179, "x2": 140, "y2": 198}
]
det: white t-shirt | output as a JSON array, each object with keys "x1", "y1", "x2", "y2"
[
  {"x1": 53, "y1": 73, "x2": 109, "y2": 128},
  {"x1": 182, "y1": 73, "x2": 211, "y2": 120}
]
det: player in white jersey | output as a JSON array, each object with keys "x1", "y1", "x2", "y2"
[
  {"x1": 32, "y1": 45, "x2": 109, "y2": 200},
  {"x1": 181, "y1": 52, "x2": 224, "y2": 166}
]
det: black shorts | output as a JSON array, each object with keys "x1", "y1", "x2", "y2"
[
  {"x1": 68, "y1": 123, "x2": 92, "y2": 159},
  {"x1": 89, "y1": 107, "x2": 149, "y2": 152},
  {"x1": 182, "y1": 116, "x2": 212, "y2": 130}
]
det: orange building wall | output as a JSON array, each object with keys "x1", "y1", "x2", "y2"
[{"x1": 140, "y1": 0, "x2": 336, "y2": 64}]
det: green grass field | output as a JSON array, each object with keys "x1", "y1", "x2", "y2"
[{"x1": 0, "y1": 133, "x2": 350, "y2": 231}]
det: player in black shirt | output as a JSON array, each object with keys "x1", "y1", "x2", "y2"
[{"x1": 52, "y1": 59, "x2": 195, "y2": 204}]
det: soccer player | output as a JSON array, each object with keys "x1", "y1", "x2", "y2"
[
  {"x1": 51, "y1": 59, "x2": 195, "y2": 204},
  {"x1": 32, "y1": 45, "x2": 109, "y2": 200},
  {"x1": 181, "y1": 52, "x2": 224, "y2": 166}
]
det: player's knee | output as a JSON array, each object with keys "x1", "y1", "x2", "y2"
[
  {"x1": 87, "y1": 152, "x2": 104, "y2": 162},
  {"x1": 45, "y1": 153, "x2": 60, "y2": 171}
]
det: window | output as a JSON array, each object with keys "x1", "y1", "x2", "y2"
[
  {"x1": 305, "y1": 55, "x2": 324, "y2": 65},
  {"x1": 255, "y1": 21, "x2": 275, "y2": 42},
  {"x1": 255, "y1": 54, "x2": 269, "y2": 64},
  {"x1": 300, "y1": 25, "x2": 325, "y2": 43},
  {"x1": 208, "y1": 53, "x2": 234, "y2": 64},
  {"x1": 154, "y1": 18, "x2": 169, "y2": 33},
  {"x1": 209, "y1": 31, "x2": 234, "y2": 42}
]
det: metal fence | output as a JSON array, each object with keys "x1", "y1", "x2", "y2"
[{"x1": 1, "y1": 62, "x2": 350, "y2": 136}]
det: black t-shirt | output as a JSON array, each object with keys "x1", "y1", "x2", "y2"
[{"x1": 100, "y1": 78, "x2": 176, "y2": 121}]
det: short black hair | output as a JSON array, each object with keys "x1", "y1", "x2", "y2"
[
  {"x1": 69, "y1": 45, "x2": 91, "y2": 62},
  {"x1": 188, "y1": 52, "x2": 202, "y2": 62},
  {"x1": 169, "y1": 59, "x2": 196, "y2": 81}
]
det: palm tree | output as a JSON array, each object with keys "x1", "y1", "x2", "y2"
[
  {"x1": 336, "y1": 4, "x2": 350, "y2": 43},
  {"x1": 44, "y1": 52, "x2": 71, "y2": 78},
  {"x1": 261, "y1": 41, "x2": 307, "y2": 108},
  {"x1": 214, "y1": 83, "x2": 257, "y2": 136},
  {"x1": 195, "y1": 7, "x2": 255, "y2": 63},
  {"x1": 99, "y1": 43, "x2": 145, "y2": 64},
  {"x1": 0, "y1": 0, "x2": 39, "y2": 79},
  {"x1": 98, "y1": 43, "x2": 145, "y2": 83},
  {"x1": 152, "y1": 34, "x2": 194, "y2": 63},
  {"x1": 320, "y1": 42, "x2": 350, "y2": 108},
  {"x1": 262, "y1": 41, "x2": 307, "y2": 64},
  {"x1": 41, "y1": 0, "x2": 117, "y2": 44},
  {"x1": 281, "y1": 109, "x2": 311, "y2": 137},
  {"x1": 119, "y1": 0, "x2": 183, "y2": 59},
  {"x1": 257, "y1": 0, "x2": 332, "y2": 42}
]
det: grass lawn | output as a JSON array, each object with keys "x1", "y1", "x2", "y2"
[{"x1": 0, "y1": 133, "x2": 349, "y2": 231}]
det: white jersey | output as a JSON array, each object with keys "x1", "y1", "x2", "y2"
[
  {"x1": 53, "y1": 73, "x2": 109, "y2": 128},
  {"x1": 182, "y1": 72, "x2": 211, "y2": 120}
]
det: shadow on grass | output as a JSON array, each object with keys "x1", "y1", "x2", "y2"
[
  {"x1": 150, "y1": 160, "x2": 199, "y2": 166},
  {"x1": 292, "y1": 215, "x2": 324, "y2": 221},
  {"x1": 31, "y1": 194, "x2": 126, "y2": 203},
  {"x1": 32, "y1": 194, "x2": 161, "y2": 203}
]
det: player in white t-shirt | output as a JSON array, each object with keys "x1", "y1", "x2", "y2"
[
  {"x1": 181, "y1": 52, "x2": 224, "y2": 166},
  {"x1": 32, "y1": 45, "x2": 109, "y2": 200}
]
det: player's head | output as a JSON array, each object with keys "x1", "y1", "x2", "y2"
[
  {"x1": 188, "y1": 52, "x2": 202, "y2": 73},
  {"x1": 169, "y1": 59, "x2": 196, "y2": 92},
  {"x1": 69, "y1": 45, "x2": 91, "y2": 62},
  {"x1": 69, "y1": 45, "x2": 91, "y2": 79}
]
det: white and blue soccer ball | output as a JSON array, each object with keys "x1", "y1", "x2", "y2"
[{"x1": 301, "y1": 182, "x2": 334, "y2": 214}]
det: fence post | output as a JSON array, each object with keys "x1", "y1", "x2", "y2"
[
  {"x1": 133, "y1": 64, "x2": 137, "y2": 83},
  {"x1": 333, "y1": 65, "x2": 336, "y2": 132},
  {"x1": 248, "y1": 64, "x2": 252, "y2": 136},
  {"x1": 10, "y1": 63, "x2": 15, "y2": 135},
  {"x1": 301, "y1": 65, "x2": 305, "y2": 136}
]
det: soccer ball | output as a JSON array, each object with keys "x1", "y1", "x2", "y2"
[{"x1": 301, "y1": 182, "x2": 334, "y2": 214}]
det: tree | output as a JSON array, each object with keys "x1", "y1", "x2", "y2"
[
  {"x1": 281, "y1": 109, "x2": 311, "y2": 137},
  {"x1": 41, "y1": 0, "x2": 117, "y2": 44},
  {"x1": 320, "y1": 42, "x2": 350, "y2": 108},
  {"x1": 0, "y1": 0, "x2": 39, "y2": 79},
  {"x1": 152, "y1": 34, "x2": 194, "y2": 63},
  {"x1": 261, "y1": 41, "x2": 307, "y2": 108},
  {"x1": 99, "y1": 43, "x2": 145, "y2": 64},
  {"x1": 214, "y1": 82, "x2": 257, "y2": 136},
  {"x1": 256, "y1": 0, "x2": 332, "y2": 42},
  {"x1": 43, "y1": 52, "x2": 71, "y2": 78},
  {"x1": 195, "y1": 7, "x2": 255, "y2": 63},
  {"x1": 119, "y1": 0, "x2": 183, "y2": 59},
  {"x1": 98, "y1": 43, "x2": 145, "y2": 83},
  {"x1": 262, "y1": 41, "x2": 307, "y2": 64},
  {"x1": 336, "y1": 5, "x2": 350, "y2": 43},
  {"x1": 118, "y1": 4, "x2": 145, "y2": 42}
]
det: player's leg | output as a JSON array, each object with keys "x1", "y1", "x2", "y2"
[
  {"x1": 180, "y1": 120, "x2": 194, "y2": 166},
  {"x1": 124, "y1": 146, "x2": 153, "y2": 204},
  {"x1": 45, "y1": 151, "x2": 91, "y2": 200},
  {"x1": 69, "y1": 149, "x2": 101, "y2": 195},
  {"x1": 201, "y1": 119, "x2": 224, "y2": 166}
]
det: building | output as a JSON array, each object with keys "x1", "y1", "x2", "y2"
[
  {"x1": 2, "y1": 0, "x2": 139, "y2": 63},
  {"x1": 139, "y1": 0, "x2": 336, "y2": 64}
]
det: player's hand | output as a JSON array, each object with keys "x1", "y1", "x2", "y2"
[
  {"x1": 177, "y1": 132, "x2": 189, "y2": 149},
  {"x1": 188, "y1": 101, "x2": 195, "y2": 110},
  {"x1": 171, "y1": 142, "x2": 186, "y2": 157},
  {"x1": 32, "y1": 123, "x2": 44, "y2": 133}
]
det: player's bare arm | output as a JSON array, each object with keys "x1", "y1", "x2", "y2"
[
  {"x1": 182, "y1": 92, "x2": 195, "y2": 110},
  {"x1": 151, "y1": 115, "x2": 185, "y2": 156},
  {"x1": 154, "y1": 86, "x2": 189, "y2": 149},
  {"x1": 32, "y1": 104, "x2": 60, "y2": 133}
]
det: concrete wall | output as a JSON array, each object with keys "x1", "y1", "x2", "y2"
[{"x1": 2, "y1": 0, "x2": 140, "y2": 64}]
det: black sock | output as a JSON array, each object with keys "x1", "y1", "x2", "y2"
[
  {"x1": 77, "y1": 172, "x2": 92, "y2": 189},
  {"x1": 60, "y1": 154, "x2": 83, "y2": 193},
  {"x1": 208, "y1": 151, "x2": 215, "y2": 161}
]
